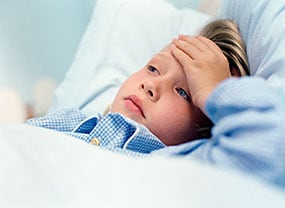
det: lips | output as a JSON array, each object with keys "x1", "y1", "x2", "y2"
[{"x1": 124, "y1": 95, "x2": 145, "y2": 118}]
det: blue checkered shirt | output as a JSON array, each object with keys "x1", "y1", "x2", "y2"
[{"x1": 26, "y1": 109, "x2": 166, "y2": 157}]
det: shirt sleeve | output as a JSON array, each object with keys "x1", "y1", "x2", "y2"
[{"x1": 154, "y1": 77, "x2": 285, "y2": 187}]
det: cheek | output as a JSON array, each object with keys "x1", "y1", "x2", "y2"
[
  {"x1": 150, "y1": 113, "x2": 193, "y2": 146},
  {"x1": 114, "y1": 76, "x2": 138, "y2": 99},
  {"x1": 148, "y1": 100, "x2": 195, "y2": 144},
  {"x1": 111, "y1": 83, "x2": 129, "y2": 112},
  {"x1": 168, "y1": 106, "x2": 194, "y2": 132},
  {"x1": 111, "y1": 73, "x2": 143, "y2": 112},
  {"x1": 119, "y1": 71, "x2": 143, "y2": 89},
  {"x1": 163, "y1": 97, "x2": 193, "y2": 123}
]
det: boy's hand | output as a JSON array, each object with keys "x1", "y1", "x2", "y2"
[{"x1": 171, "y1": 35, "x2": 231, "y2": 115}]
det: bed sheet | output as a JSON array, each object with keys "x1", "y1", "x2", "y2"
[{"x1": 0, "y1": 124, "x2": 284, "y2": 207}]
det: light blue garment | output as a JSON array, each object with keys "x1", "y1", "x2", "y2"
[{"x1": 26, "y1": 77, "x2": 285, "y2": 188}]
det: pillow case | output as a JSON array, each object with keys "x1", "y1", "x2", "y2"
[
  {"x1": 220, "y1": 0, "x2": 285, "y2": 91},
  {"x1": 50, "y1": 0, "x2": 212, "y2": 115}
]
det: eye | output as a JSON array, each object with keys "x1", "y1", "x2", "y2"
[
  {"x1": 147, "y1": 65, "x2": 159, "y2": 74},
  {"x1": 176, "y1": 88, "x2": 191, "y2": 102}
]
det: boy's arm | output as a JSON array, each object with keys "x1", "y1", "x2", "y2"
[{"x1": 205, "y1": 77, "x2": 285, "y2": 183}]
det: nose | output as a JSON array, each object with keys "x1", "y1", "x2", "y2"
[{"x1": 140, "y1": 79, "x2": 160, "y2": 101}]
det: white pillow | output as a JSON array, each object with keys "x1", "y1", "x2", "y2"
[
  {"x1": 220, "y1": 0, "x2": 285, "y2": 91},
  {"x1": 50, "y1": 0, "x2": 212, "y2": 116}
]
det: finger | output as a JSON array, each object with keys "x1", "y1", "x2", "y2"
[
  {"x1": 178, "y1": 35, "x2": 211, "y2": 53},
  {"x1": 171, "y1": 43, "x2": 193, "y2": 68},
  {"x1": 172, "y1": 38, "x2": 201, "y2": 59},
  {"x1": 197, "y1": 36, "x2": 228, "y2": 67},
  {"x1": 197, "y1": 36, "x2": 222, "y2": 54}
]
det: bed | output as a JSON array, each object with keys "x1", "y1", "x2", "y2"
[{"x1": 1, "y1": 0, "x2": 285, "y2": 207}]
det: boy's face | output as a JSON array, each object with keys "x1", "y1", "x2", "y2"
[{"x1": 111, "y1": 44, "x2": 208, "y2": 146}]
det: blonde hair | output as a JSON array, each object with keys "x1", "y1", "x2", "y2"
[
  {"x1": 199, "y1": 19, "x2": 249, "y2": 76},
  {"x1": 195, "y1": 19, "x2": 249, "y2": 139}
]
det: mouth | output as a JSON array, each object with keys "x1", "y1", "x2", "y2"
[{"x1": 124, "y1": 95, "x2": 145, "y2": 118}]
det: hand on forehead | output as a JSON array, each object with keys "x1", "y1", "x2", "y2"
[{"x1": 171, "y1": 35, "x2": 231, "y2": 114}]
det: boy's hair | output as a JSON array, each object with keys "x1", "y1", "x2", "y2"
[
  {"x1": 195, "y1": 19, "x2": 249, "y2": 139},
  {"x1": 199, "y1": 19, "x2": 249, "y2": 76}
]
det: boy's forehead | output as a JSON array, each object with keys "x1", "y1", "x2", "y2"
[
  {"x1": 155, "y1": 44, "x2": 187, "y2": 77},
  {"x1": 155, "y1": 44, "x2": 173, "y2": 60},
  {"x1": 157, "y1": 44, "x2": 181, "y2": 66}
]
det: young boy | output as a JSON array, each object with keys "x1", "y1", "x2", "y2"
[
  {"x1": 25, "y1": 29, "x2": 234, "y2": 153},
  {"x1": 26, "y1": 20, "x2": 285, "y2": 186}
]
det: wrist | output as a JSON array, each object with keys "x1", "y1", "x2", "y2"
[{"x1": 192, "y1": 88, "x2": 214, "y2": 116}]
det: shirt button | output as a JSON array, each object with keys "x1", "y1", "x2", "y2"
[{"x1": 90, "y1": 137, "x2": 100, "y2": 146}]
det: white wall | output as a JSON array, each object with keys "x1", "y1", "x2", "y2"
[{"x1": 0, "y1": 0, "x2": 96, "y2": 102}]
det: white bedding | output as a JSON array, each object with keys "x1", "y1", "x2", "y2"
[{"x1": 0, "y1": 124, "x2": 285, "y2": 207}]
